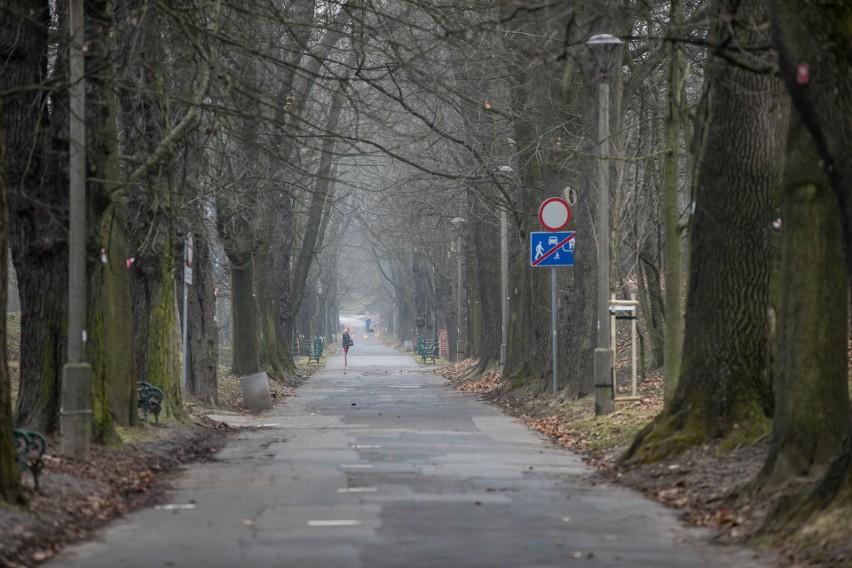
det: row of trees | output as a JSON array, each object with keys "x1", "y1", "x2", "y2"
[
  {"x1": 0, "y1": 0, "x2": 849, "y2": 541},
  {"x1": 323, "y1": 0, "x2": 852, "y2": 538},
  {"x1": 0, "y1": 0, "x2": 363, "y2": 503}
]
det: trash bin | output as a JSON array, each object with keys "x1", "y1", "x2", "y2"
[{"x1": 239, "y1": 372, "x2": 273, "y2": 411}]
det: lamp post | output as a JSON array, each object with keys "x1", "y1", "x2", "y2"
[
  {"x1": 61, "y1": 0, "x2": 92, "y2": 460},
  {"x1": 587, "y1": 33, "x2": 622, "y2": 416},
  {"x1": 451, "y1": 217, "x2": 466, "y2": 361},
  {"x1": 497, "y1": 166, "x2": 513, "y2": 366}
]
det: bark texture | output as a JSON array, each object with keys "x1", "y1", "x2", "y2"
[
  {"x1": 0, "y1": 98, "x2": 27, "y2": 505},
  {"x1": 85, "y1": 0, "x2": 135, "y2": 438},
  {"x1": 766, "y1": 0, "x2": 852, "y2": 532},
  {"x1": 500, "y1": 3, "x2": 574, "y2": 391},
  {"x1": 624, "y1": 0, "x2": 789, "y2": 462},
  {"x1": 179, "y1": 218, "x2": 219, "y2": 404},
  {"x1": 5, "y1": 0, "x2": 67, "y2": 433},
  {"x1": 756, "y1": 114, "x2": 848, "y2": 492},
  {"x1": 468, "y1": 189, "x2": 501, "y2": 373}
]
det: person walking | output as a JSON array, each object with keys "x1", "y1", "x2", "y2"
[{"x1": 342, "y1": 329, "x2": 354, "y2": 366}]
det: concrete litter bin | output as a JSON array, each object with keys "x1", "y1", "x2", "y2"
[{"x1": 239, "y1": 372, "x2": 273, "y2": 411}]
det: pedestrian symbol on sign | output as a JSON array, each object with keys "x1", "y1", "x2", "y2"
[{"x1": 530, "y1": 232, "x2": 576, "y2": 267}]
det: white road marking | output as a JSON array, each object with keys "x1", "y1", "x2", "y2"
[
  {"x1": 340, "y1": 464, "x2": 374, "y2": 469},
  {"x1": 308, "y1": 520, "x2": 362, "y2": 527},
  {"x1": 154, "y1": 504, "x2": 196, "y2": 511},
  {"x1": 337, "y1": 487, "x2": 378, "y2": 493}
]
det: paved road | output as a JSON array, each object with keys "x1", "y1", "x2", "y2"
[{"x1": 48, "y1": 335, "x2": 771, "y2": 567}]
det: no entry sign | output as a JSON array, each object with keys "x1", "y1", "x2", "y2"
[{"x1": 538, "y1": 197, "x2": 571, "y2": 231}]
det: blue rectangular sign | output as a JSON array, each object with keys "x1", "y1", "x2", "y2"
[{"x1": 530, "y1": 232, "x2": 575, "y2": 267}]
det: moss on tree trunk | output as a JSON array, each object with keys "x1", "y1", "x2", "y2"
[
  {"x1": 145, "y1": 247, "x2": 184, "y2": 419},
  {"x1": 624, "y1": 0, "x2": 788, "y2": 463},
  {"x1": 755, "y1": 115, "x2": 848, "y2": 493},
  {"x1": 85, "y1": 0, "x2": 137, "y2": 435},
  {"x1": 87, "y1": 209, "x2": 134, "y2": 441},
  {"x1": 766, "y1": 0, "x2": 852, "y2": 535}
]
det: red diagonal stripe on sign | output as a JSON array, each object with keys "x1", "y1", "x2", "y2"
[{"x1": 532, "y1": 234, "x2": 574, "y2": 266}]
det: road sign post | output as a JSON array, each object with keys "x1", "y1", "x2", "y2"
[
  {"x1": 182, "y1": 232, "x2": 194, "y2": 398},
  {"x1": 531, "y1": 197, "x2": 574, "y2": 396}
]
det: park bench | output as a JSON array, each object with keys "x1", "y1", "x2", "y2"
[
  {"x1": 306, "y1": 337, "x2": 324, "y2": 364},
  {"x1": 305, "y1": 345, "x2": 321, "y2": 364},
  {"x1": 14, "y1": 429, "x2": 46, "y2": 491},
  {"x1": 416, "y1": 335, "x2": 439, "y2": 364},
  {"x1": 137, "y1": 381, "x2": 164, "y2": 424},
  {"x1": 421, "y1": 340, "x2": 438, "y2": 364}
]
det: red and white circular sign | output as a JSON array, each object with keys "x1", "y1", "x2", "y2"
[{"x1": 538, "y1": 197, "x2": 572, "y2": 231}]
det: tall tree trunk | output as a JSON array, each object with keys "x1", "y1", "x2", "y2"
[
  {"x1": 277, "y1": 194, "x2": 296, "y2": 369},
  {"x1": 662, "y1": 0, "x2": 685, "y2": 405},
  {"x1": 639, "y1": 248, "x2": 665, "y2": 368},
  {"x1": 231, "y1": 255, "x2": 258, "y2": 376},
  {"x1": 0, "y1": 98, "x2": 27, "y2": 505},
  {"x1": 756, "y1": 114, "x2": 848, "y2": 493},
  {"x1": 256, "y1": 241, "x2": 287, "y2": 376},
  {"x1": 6, "y1": 0, "x2": 67, "y2": 433},
  {"x1": 289, "y1": 81, "x2": 348, "y2": 324},
  {"x1": 179, "y1": 213, "x2": 219, "y2": 404},
  {"x1": 766, "y1": 0, "x2": 852, "y2": 529},
  {"x1": 85, "y1": 0, "x2": 137, "y2": 437},
  {"x1": 87, "y1": 208, "x2": 134, "y2": 436},
  {"x1": 468, "y1": 189, "x2": 501, "y2": 373},
  {"x1": 500, "y1": 4, "x2": 569, "y2": 390},
  {"x1": 624, "y1": 0, "x2": 789, "y2": 463}
]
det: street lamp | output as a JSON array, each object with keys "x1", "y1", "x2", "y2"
[
  {"x1": 496, "y1": 166, "x2": 513, "y2": 367},
  {"x1": 587, "y1": 33, "x2": 622, "y2": 416},
  {"x1": 451, "y1": 217, "x2": 466, "y2": 361},
  {"x1": 61, "y1": 0, "x2": 92, "y2": 460}
]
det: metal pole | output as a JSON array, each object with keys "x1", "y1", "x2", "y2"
[
  {"x1": 68, "y1": 1, "x2": 85, "y2": 365},
  {"x1": 456, "y1": 239, "x2": 464, "y2": 360},
  {"x1": 611, "y1": 293, "x2": 617, "y2": 398},
  {"x1": 181, "y1": 233, "x2": 193, "y2": 398},
  {"x1": 594, "y1": 79, "x2": 614, "y2": 415},
  {"x1": 551, "y1": 267, "x2": 557, "y2": 396},
  {"x1": 182, "y1": 278, "x2": 189, "y2": 397},
  {"x1": 500, "y1": 208, "x2": 509, "y2": 366},
  {"x1": 631, "y1": 292, "x2": 638, "y2": 397},
  {"x1": 61, "y1": 0, "x2": 92, "y2": 461}
]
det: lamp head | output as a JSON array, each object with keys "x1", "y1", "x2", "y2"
[{"x1": 586, "y1": 34, "x2": 623, "y2": 80}]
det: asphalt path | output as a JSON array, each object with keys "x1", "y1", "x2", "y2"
[{"x1": 47, "y1": 333, "x2": 772, "y2": 567}]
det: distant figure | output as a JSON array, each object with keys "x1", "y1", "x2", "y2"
[
  {"x1": 365, "y1": 317, "x2": 372, "y2": 333},
  {"x1": 342, "y1": 329, "x2": 354, "y2": 367},
  {"x1": 342, "y1": 329, "x2": 353, "y2": 352}
]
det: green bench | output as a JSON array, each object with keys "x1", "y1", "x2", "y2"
[
  {"x1": 306, "y1": 336, "x2": 324, "y2": 364},
  {"x1": 137, "y1": 381, "x2": 164, "y2": 424},
  {"x1": 416, "y1": 335, "x2": 439, "y2": 364},
  {"x1": 14, "y1": 429, "x2": 46, "y2": 491}
]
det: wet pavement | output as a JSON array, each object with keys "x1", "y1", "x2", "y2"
[{"x1": 46, "y1": 333, "x2": 773, "y2": 567}]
